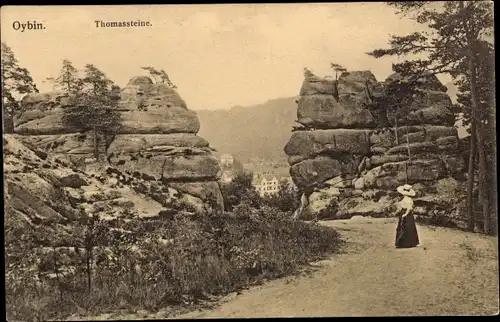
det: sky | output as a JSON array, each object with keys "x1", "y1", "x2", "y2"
[{"x1": 1, "y1": 4, "x2": 452, "y2": 111}]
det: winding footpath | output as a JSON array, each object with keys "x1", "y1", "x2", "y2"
[{"x1": 176, "y1": 217, "x2": 499, "y2": 318}]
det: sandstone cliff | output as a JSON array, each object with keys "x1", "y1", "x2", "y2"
[
  {"x1": 285, "y1": 71, "x2": 467, "y2": 227},
  {"x1": 13, "y1": 76, "x2": 224, "y2": 212}
]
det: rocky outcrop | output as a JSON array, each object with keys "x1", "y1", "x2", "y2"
[
  {"x1": 13, "y1": 76, "x2": 223, "y2": 212},
  {"x1": 3, "y1": 134, "x2": 225, "y2": 285},
  {"x1": 4, "y1": 134, "x2": 222, "y2": 226},
  {"x1": 285, "y1": 71, "x2": 467, "y2": 227}
]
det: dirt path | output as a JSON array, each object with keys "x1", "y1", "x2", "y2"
[{"x1": 174, "y1": 217, "x2": 499, "y2": 318}]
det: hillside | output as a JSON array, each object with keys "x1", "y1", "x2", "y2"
[{"x1": 196, "y1": 97, "x2": 298, "y2": 163}]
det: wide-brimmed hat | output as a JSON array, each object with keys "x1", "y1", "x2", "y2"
[{"x1": 397, "y1": 184, "x2": 416, "y2": 197}]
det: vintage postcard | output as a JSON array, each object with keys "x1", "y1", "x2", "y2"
[{"x1": 2, "y1": 3, "x2": 497, "y2": 320}]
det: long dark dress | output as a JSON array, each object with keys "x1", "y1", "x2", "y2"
[{"x1": 395, "y1": 209, "x2": 419, "y2": 248}]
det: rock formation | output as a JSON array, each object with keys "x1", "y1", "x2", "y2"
[
  {"x1": 13, "y1": 76, "x2": 224, "y2": 212},
  {"x1": 285, "y1": 71, "x2": 466, "y2": 227}
]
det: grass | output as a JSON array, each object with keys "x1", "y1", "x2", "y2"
[{"x1": 5, "y1": 203, "x2": 343, "y2": 321}]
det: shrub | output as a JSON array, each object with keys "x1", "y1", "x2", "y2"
[
  {"x1": 5, "y1": 204, "x2": 343, "y2": 320},
  {"x1": 261, "y1": 180, "x2": 300, "y2": 213},
  {"x1": 220, "y1": 171, "x2": 262, "y2": 211}
]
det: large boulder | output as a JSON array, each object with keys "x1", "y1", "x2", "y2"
[
  {"x1": 362, "y1": 159, "x2": 447, "y2": 189},
  {"x1": 284, "y1": 129, "x2": 372, "y2": 164},
  {"x1": 117, "y1": 108, "x2": 200, "y2": 134},
  {"x1": 286, "y1": 70, "x2": 465, "y2": 223},
  {"x1": 337, "y1": 70, "x2": 384, "y2": 100},
  {"x1": 13, "y1": 132, "x2": 95, "y2": 155},
  {"x1": 14, "y1": 108, "x2": 78, "y2": 135},
  {"x1": 384, "y1": 72, "x2": 448, "y2": 92},
  {"x1": 14, "y1": 78, "x2": 199, "y2": 135},
  {"x1": 401, "y1": 105, "x2": 455, "y2": 126},
  {"x1": 297, "y1": 95, "x2": 376, "y2": 129},
  {"x1": 169, "y1": 181, "x2": 224, "y2": 210},
  {"x1": 107, "y1": 133, "x2": 209, "y2": 154},
  {"x1": 384, "y1": 73, "x2": 455, "y2": 126},
  {"x1": 290, "y1": 156, "x2": 344, "y2": 188},
  {"x1": 119, "y1": 77, "x2": 187, "y2": 110},
  {"x1": 108, "y1": 153, "x2": 221, "y2": 182},
  {"x1": 300, "y1": 75, "x2": 336, "y2": 96}
]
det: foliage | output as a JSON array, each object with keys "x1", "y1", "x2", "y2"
[
  {"x1": 220, "y1": 171, "x2": 262, "y2": 212},
  {"x1": 61, "y1": 64, "x2": 122, "y2": 158},
  {"x1": 303, "y1": 67, "x2": 314, "y2": 78},
  {"x1": 232, "y1": 158, "x2": 244, "y2": 174},
  {"x1": 367, "y1": 1, "x2": 493, "y2": 91},
  {"x1": 5, "y1": 204, "x2": 342, "y2": 321},
  {"x1": 1, "y1": 42, "x2": 39, "y2": 132},
  {"x1": 364, "y1": 73, "x2": 426, "y2": 129},
  {"x1": 330, "y1": 62, "x2": 347, "y2": 80},
  {"x1": 455, "y1": 40, "x2": 495, "y2": 139},
  {"x1": 261, "y1": 179, "x2": 300, "y2": 213},
  {"x1": 46, "y1": 59, "x2": 83, "y2": 95},
  {"x1": 140, "y1": 66, "x2": 177, "y2": 88}
]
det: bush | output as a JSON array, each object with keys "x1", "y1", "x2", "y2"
[
  {"x1": 5, "y1": 205, "x2": 343, "y2": 320},
  {"x1": 261, "y1": 180, "x2": 300, "y2": 213},
  {"x1": 220, "y1": 171, "x2": 262, "y2": 211}
]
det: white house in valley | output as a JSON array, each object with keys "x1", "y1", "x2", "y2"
[{"x1": 252, "y1": 173, "x2": 293, "y2": 196}]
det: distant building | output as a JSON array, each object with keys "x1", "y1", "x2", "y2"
[
  {"x1": 252, "y1": 172, "x2": 293, "y2": 196},
  {"x1": 220, "y1": 154, "x2": 234, "y2": 167}
]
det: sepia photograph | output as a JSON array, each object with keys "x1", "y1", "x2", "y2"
[{"x1": 1, "y1": 2, "x2": 498, "y2": 320}]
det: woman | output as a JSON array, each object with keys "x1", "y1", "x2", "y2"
[{"x1": 395, "y1": 184, "x2": 420, "y2": 248}]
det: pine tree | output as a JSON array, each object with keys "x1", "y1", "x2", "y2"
[
  {"x1": 303, "y1": 68, "x2": 314, "y2": 78},
  {"x1": 62, "y1": 64, "x2": 122, "y2": 159},
  {"x1": 54, "y1": 59, "x2": 83, "y2": 95},
  {"x1": 455, "y1": 40, "x2": 496, "y2": 234},
  {"x1": 1, "y1": 42, "x2": 38, "y2": 133},
  {"x1": 330, "y1": 62, "x2": 347, "y2": 81},
  {"x1": 367, "y1": 1, "x2": 495, "y2": 234},
  {"x1": 330, "y1": 62, "x2": 348, "y2": 101}
]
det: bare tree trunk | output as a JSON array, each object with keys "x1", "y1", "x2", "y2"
[
  {"x1": 462, "y1": 0, "x2": 484, "y2": 233},
  {"x1": 394, "y1": 118, "x2": 399, "y2": 145},
  {"x1": 466, "y1": 121, "x2": 477, "y2": 232},
  {"x1": 485, "y1": 110, "x2": 498, "y2": 235},
  {"x1": 488, "y1": 162, "x2": 498, "y2": 235},
  {"x1": 488, "y1": 132, "x2": 498, "y2": 236},
  {"x1": 86, "y1": 216, "x2": 94, "y2": 293},
  {"x1": 93, "y1": 124, "x2": 98, "y2": 160},
  {"x1": 477, "y1": 136, "x2": 490, "y2": 235},
  {"x1": 53, "y1": 246, "x2": 63, "y2": 302}
]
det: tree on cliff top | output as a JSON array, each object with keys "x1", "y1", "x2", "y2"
[
  {"x1": 303, "y1": 68, "x2": 314, "y2": 78},
  {"x1": 330, "y1": 62, "x2": 348, "y2": 101},
  {"x1": 1, "y1": 42, "x2": 39, "y2": 133},
  {"x1": 367, "y1": 1, "x2": 495, "y2": 234},
  {"x1": 330, "y1": 62, "x2": 347, "y2": 81},
  {"x1": 140, "y1": 66, "x2": 177, "y2": 88},
  {"x1": 62, "y1": 64, "x2": 122, "y2": 159},
  {"x1": 48, "y1": 59, "x2": 83, "y2": 95}
]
